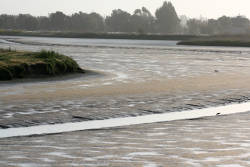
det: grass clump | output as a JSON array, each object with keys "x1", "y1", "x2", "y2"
[
  {"x1": 0, "y1": 49, "x2": 84, "y2": 81},
  {"x1": 178, "y1": 40, "x2": 250, "y2": 47},
  {"x1": 35, "y1": 50, "x2": 81, "y2": 75},
  {"x1": 177, "y1": 35, "x2": 250, "y2": 47}
]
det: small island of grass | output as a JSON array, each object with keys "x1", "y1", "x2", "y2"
[
  {"x1": 177, "y1": 35, "x2": 250, "y2": 47},
  {"x1": 0, "y1": 49, "x2": 84, "y2": 81}
]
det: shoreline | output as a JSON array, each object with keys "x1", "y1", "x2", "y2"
[
  {"x1": 0, "y1": 30, "x2": 196, "y2": 41},
  {"x1": 0, "y1": 69, "x2": 103, "y2": 85}
]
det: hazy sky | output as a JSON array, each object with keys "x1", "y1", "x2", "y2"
[{"x1": 1, "y1": 0, "x2": 250, "y2": 19}]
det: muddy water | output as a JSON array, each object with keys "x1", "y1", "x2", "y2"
[
  {"x1": 1, "y1": 36, "x2": 250, "y2": 166},
  {"x1": 2, "y1": 102, "x2": 250, "y2": 138},
  {"x1": 2, "y1": 112, "x2": 250, "y2": 167},
  {"x1": 1, "y1": 37, "x2": 250, "y2": 129}
]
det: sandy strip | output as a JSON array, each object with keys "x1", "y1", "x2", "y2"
[{"x1": 1, "y1": 72, "x2": 250, "y2": 102}]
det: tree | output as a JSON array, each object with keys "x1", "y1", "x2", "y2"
[
  {"x1": 49, "y1": 11, "x2": 68, "y2": 31},
  {"x1": 186, "y1": 19, "x2": 201, "y2": 34},
  {"x1": 206, "y1": 19, "x2": 219, "y2": 34},
  {"x1": 217, "y1": 16, "x2": 232, "y2": 33},
  {"x1": 231, "y1": 16, "x2": 250, "y2": 28},
  {"x1": 0, "y1": 14, "x2": 16, "y2": 29},
  {"x1": 71, "y1": 12, "x2": 86, "y2": 32},
  {"x1": 155, "y1": 1, "x2": 180, "y2": 33},
  {"x1": 105, "y1": 9, "x2": 132, "y2": 32},
  {"x1": 217, "y1": 15, "x2": 250, "y2": 34},
  {"x1": 0, "y1": 3, "x2": 249, "y2": 35},
  {"x1": 130, "y1": 7, "x2": 155, "y2": 33},
  {"x1": 70, "y1": 12, "x2": 104, "y2": 32},
  {"x1": 16, "y1": 14, "x2": 38, "y2": 30},
  {"x1": 37, "y1": 16, "x2": 50, "y2": 30},
  {"x1": 88, "y1": 12, "x2": 105, "y2": 32}
]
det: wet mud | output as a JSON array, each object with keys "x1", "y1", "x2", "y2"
[{"x1": 1, "y1": 36, "x2": 250, "y2": 166}]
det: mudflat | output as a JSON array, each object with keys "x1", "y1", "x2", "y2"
[{"x1": 1, "y1": 37, "x2": 250, "y2": 166}]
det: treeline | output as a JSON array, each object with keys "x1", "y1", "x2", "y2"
[
  {"x1": 0, "y1": 1, "x2": 250, "y2": 35},
  {"x1": 184, "y1": 16, "x2": 250, "y2": 35},
  {"x1": 0, "y1": 1, "x2": 178, "y2": 34}
]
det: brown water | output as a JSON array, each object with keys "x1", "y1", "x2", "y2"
[
  {"x1": 2, "y1": 112, "x2": 250, "y2": 167},
  {"x1": 1, "y1": 36, "x2": 250, "y2": 128},
  {"x1": 2, "y1": 102, "x2": 250, "y2": 138},
  {"x1": 1, "y1": 36, "x2": 250, "y2": 166}
]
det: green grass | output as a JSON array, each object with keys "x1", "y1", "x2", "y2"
[
  {"x1": 177, "y1": 35, "x2": 250, "y2": 47},
  {"x1": 0, "y1": 49, "x2": 84, "y2": 81}
]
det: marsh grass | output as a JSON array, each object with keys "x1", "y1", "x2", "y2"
[
  {"x1": 178, "y1": 35, "x2": 250, "y2": 47},
  {"x1": 0, "y1": 30, "x2": 196, "y2": 41},
  {"x1": 0, "y1": 49, "x2": 84, "y2": 81}
]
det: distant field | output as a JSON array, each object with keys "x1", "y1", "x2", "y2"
[
  {"x1": 0, "y1": 49, "x2": 84, "y2": 81},
  {"x1": 178, "y1": 35, "x2": 250, "y2": 47},
  {"x1": 0, "y1": 30, "x2": 196, "y2": 41}
]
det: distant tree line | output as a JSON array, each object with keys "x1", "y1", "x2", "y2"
[
  {"x1": 184, "y1": 15, "x2": 250, "y2": 35},
  {"x1": 0, "y1": 1, "x2": 250, "y2": 35},
  {"x1": 0, "y1": 1, "x2": 179, "y2": 34}
]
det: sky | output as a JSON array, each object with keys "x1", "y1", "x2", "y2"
[{"x1": 1, "y1": 0, "x2": 250, "y2": 19}]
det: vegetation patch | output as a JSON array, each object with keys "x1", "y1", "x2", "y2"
[
  {"x1": 0, "y1": 49, "x2": 84, "y2": 81},
  {"x1": 0, "y1": 30, "x2": 196, "y2": 41},
  {"x1": 177, "y1": 35, "x2": 250, "y2": 47}
]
